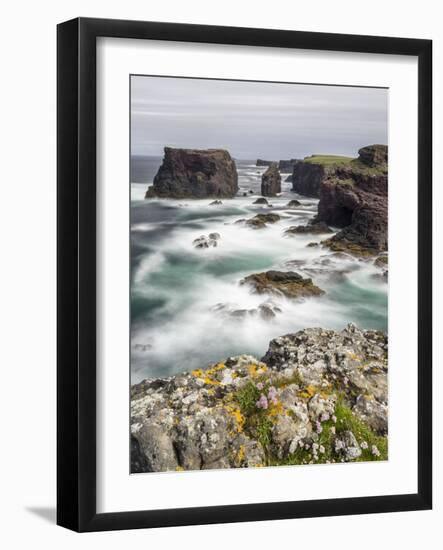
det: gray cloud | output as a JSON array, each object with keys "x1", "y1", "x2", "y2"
[{"x1": 131, "y1": 75, "x2": 387, "y2": 160}]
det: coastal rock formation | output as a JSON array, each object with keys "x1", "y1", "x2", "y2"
[
  {"x1": 253, "y1": 197, "x2": 269, "y2": 205},
  {"x1": 193, "y1": 233, "x2": 221, "y2": 249},
  {"x1": 240, "y1": 270, "x2": 325, "y2": 299},
  {"x1": 284, "y1": 221, "x2": 333, "y2": 235},
  {"x1": 278, "y1": 159, "x2": 299, "y2": 172},
  {"x1": 291, "y1": 145, "x2": 387, "y2": 199},
  {"x1": 261, "y1": 163, "x2": 281, "y2": 197},
  {"x1": 131, "y1": 324, "x2": 388, "y2": 472},
  {"x1": 256, "y1": 159, "x2": 274, "y2": 167},
  {"x1": 291, "y1": 161, "x2": 336, "y2": 197},
  {"x1": 145, "y1": 147, "x2": 238, "y2": 199},
  {"x1": 212, "y1": 301, "x2": 282, "y2": 321},
  {"x1": 316, "y1": 171, "x2": 388, "y2": 256},
  {"x1": 358, "y1": 144, "x2": 388, "y2": 167},
  {"x1": 236, "y1": 213, "x2": 281, "y2": 229}
]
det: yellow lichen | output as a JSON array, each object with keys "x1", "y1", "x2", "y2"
[
  {"x1": 237, "y1": 445, "x2": 246, "y2": 463},
  {"x1": 268, "y1": 401, "x2": 284, "y2": 417},
  {"x1": 175, "y1": 466, "x2": 184, "y2": 472},
  {"x1": 224, "y1": 404, "x2": 245, "y2": 433},
  {"x1": 299, "y1": 384, "x2": 317, "y2": 399},
  {"x1": 192, "y1": 369, "x2": 203, "y2": 377},
  {"x1": 247, "y1": 363, "x2": 268, "y2": 378}
]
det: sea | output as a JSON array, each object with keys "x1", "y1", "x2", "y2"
[{"x1": 130, "y1": 155, "x2": 387, "y2": 383}]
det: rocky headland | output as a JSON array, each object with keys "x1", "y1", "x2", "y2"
[
  {"x1": 145, "y1": 147, "x2": 238, "y2": 199},
  {"x1": 131, "y1": 324, "x2": 388, "y2": 472}
]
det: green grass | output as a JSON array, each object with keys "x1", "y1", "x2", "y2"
[
  {"x1": 303, "y1": 155, "x2": 387, "y2": 176},
  {"x1": 234, "y1": 381, "x2": 387, "y2": 467},
  {"x1": 273, "y1": 396, "x2": 388, "y2": 466},
  {"x1": 304, "y1": 154, "x2": 354, "y2": 166}
]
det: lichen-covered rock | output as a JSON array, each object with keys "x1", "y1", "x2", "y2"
[
  {"x1": 145, "y1": 147, "x2": 238, "y2": 199},
  {"x1": 261, "y1": 163, "x2": 281, "y2": 197},
  {"x1": 131, "y1": 324, "x2": 388, "y2": 473},
  {"x1": 240, "y1": 270, "x2": 325, "y2": 299}
]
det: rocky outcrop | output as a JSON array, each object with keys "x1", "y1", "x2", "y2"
[
  {"x1": 284, "y1": 221, "x2": 333, "y2": 235},
  {"x1": 253, "y1": 197, "x2": 269, "y2": 205},
  {"x1": 193, "y1": 233, "x2": 221, "y2": 249},
  {"x1": 291, "y1": 145, "x2": 387, "y2": 199},
  {"x1": 358, "y1": 144, "x2": 388, "y2": 167},
  {"x1": 131, "y1": 324, "x2": 388, "y2": 472},
  {"x1": 256, "y1": 159, "x2": 274, "y2": 167},
  {"x1": 236, "y1": 213, "x2": 281, "y2": 229},
  {"x1": 145, "y1": 147, "x2": 238, "y2": 199},
  {"x1": 240, "y1": 270, "x2": 325, "y2": 299},
  {"x1": 261, "y1": 163, "x2": 281, "y2": 197},
  {"x1": 291, "y1": 161, "x2": 335, "y2": 197},
  {"x1": 316, "y1": 170, "x2": 388, "y2": 256}
]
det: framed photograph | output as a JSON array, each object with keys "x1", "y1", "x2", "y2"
[{"x1": 57, "y1": 17, "x2": 432, "y2": 532}]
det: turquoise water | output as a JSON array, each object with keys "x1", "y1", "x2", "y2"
[{"x1": 130, "y1": 159, "x2": 387, "y2": 383}]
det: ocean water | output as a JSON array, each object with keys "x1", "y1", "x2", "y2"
[{"x1": 130, "y1": 156, "x2": 387, "y2": 383}]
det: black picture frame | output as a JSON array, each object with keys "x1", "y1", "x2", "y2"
[{"x1": 57, "y1": 17, "x2": 432, "y2": 532}]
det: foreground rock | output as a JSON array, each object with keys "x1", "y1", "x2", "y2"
[
  {"x1": 240, "y1": 270, "x2": 325, "y2": 299},
  {"x1": 261, "y1": 163, "x2": 281, "y2": 197},
  {"x1": 131, "y1": 324, "x2": 388, "y2": 472},
  {"x1": 145, "y1": 147, "x2": 238, "y2": 198}
]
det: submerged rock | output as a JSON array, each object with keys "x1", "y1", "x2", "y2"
[
  {"x1": 131, "y1": 324, "x2": 388, "y2": 472},
  {"x1": 240, "y1": 270, "x2": 325, "y2": 299},
  {"x1": 145, "y1": 147, "x2": 238, "y2": 199},
  {"x1": 261, "y1": 163, "x2": 281, "y2": 197},
  {"x1": 239, "y1": 213, "x2": 281, "y2": 229},
  {"x1": 286, "y1": 199, "x2": 301, "y2": 207},
  {"x1": 212, "y1": 301, "x2": 282, "y2": 321},
  {"x1": 209, "y1": 200, "x2": 223, "y2": 205},
  {"x1": 253, "y1": 197, "x2": 269, "y2": 205},
  {"x1": 285, "y1": 221, "x2": 333, "y2": 235},
  {"x1": 193, "y1": 233, "x2": 220, "y2": 249}
]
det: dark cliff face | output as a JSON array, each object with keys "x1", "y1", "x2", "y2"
[
  {"x1": 278, "y1": 159, "x2": 299, "y2": 172},
  {"x1": 261, "y1": 163, "x2": 281, "y2": 197},
  {"x1": 256, "y1": 159, "x2": 274, "y2": 167},
  {"x1": 315, "y1": 148, "x2": 388, "y2": 256},
  {"x1": 145, "y1": 147, "x2": 238, "y2": 199},
  {"x1": 291, "y1": 161, "x2": 330, "y2": 197}
]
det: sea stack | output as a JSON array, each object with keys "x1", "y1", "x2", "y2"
[
  {"x1": 261, "y1": 163, "x2": 281, "y2": 197},
  {"x1": 145, "y1": 147, "x2": 238, "y2": 199}
]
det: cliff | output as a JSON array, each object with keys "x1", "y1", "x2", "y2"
[
  {"x1": 145, "y1": 147, "x2": 238, "y2": 199},
  {"x1": 316, "y1": 145, "x2": 388, "y2": 256},
  {"x1": 131, "y1": 324, "x2": 388, "y2": 473}
]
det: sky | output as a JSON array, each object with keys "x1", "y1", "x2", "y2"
[{"x1": 131, "y1": 75, "x2": 388, "y2": 160}]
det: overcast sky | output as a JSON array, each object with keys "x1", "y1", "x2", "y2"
[{"x1": 131, "y1": 75, "x2": 387, "y2": 160}]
